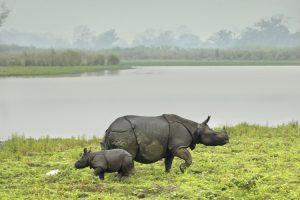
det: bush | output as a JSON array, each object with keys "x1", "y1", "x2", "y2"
[
  {"x1": 106, "y1": 54, "x2": 120, "y2": 65},
  {"x1": 91, "y1": 54, "x2": 105, "y2": 65}
]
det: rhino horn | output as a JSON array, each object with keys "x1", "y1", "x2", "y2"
[
  {"x1": 202, "y1": 116, "x2": 211, "y2": 124},
  {"x1": 83, "y1": 148, "x2": 88, "y2": 154}
]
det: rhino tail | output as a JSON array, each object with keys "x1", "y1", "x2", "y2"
[
  {"x1": 100, "y1": 141, "x2": 105, "y2": 150},
  {"x1": 100, "y1": 129, "x2": 111, "y2": 150}
]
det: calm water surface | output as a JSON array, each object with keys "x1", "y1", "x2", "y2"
[{"x1": 0, "y1": 66, "x2": 299, "y2": 139}]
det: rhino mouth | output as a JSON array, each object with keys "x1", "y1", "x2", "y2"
[
  {"x1": 220, "y1": 139, "x2": 229, "y2": 145},
  {"x1": 218, "y1": 136, "x2": 229, "y2": 145},
  {"x1": 74, "y1": 161, "x2": 86, "y2": 169},
  {"x1": 200, "y1": 133, "x2": 229, "y2": 146}
]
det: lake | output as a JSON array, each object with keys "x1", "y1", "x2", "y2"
[{"x1": 0, "y1": 66, "x2": 299, "y2": 139}]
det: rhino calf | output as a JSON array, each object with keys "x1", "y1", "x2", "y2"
[{"x1": 75, "y1": 148, "x2": 133, "y2": 180}]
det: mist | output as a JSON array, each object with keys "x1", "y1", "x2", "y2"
[{"x1": 1, "y1": 0, "x2": 300, "y2": 49}]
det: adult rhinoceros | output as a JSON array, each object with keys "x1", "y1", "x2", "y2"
[{"x1": 101, "y1": 114, "x2": 229, "y2": 173}]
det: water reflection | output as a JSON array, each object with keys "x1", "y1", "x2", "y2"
[{"x1": 81, "y1": 69, "x2": 122, "y2": 77}]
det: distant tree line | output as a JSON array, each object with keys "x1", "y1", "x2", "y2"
[
  {"x1": 1, "y1": 15, "x2": 300, "y2": 49},
  {"x1": 0, "y1": 48, "x2": 120, "y2": 66}
]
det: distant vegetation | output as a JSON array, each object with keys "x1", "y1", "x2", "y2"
[
  {"x1": 0, "y1": 13, "x2": 299, "y2": 76},
  {"x1": 0, "y1": 48, "x2": 120, "y2": 66},
  {"x1": 0, "y1": 45, "x2": 299, "y2": 67},
  {"x1": 0, "y1": 15, "x2": 299, "y2": 49},
  {"x1": 0, "y1": 123, "x2": 299, "y2": 199},
  {"x1": 101, "y1": 47, "x2": 300, "y2": 61}
]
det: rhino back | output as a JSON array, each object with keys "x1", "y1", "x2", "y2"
[
  {"x1": 91, "y1": 152, "x2": 107, "y2": 169},
  {"x1": 127, "y1": 115, "x2": 169, "y2": 163},
  {"x1": 108, "y1": 116, "x2": 132, "y2": 132},
  {"x1": 105, "y1": 149, "x2": 131, "y2": 172},
  {"x1": 163, "y1": 114, "x2": 198, "y2": 151}
]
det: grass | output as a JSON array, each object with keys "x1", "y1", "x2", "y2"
[
  {"x1": 122, "y1": 59, "x2": 300, "y2": 66},
  {"x1": 0, "y1": 65, "x2": 130, "y2": 77},
  {"x1": 0, "y1": 59, "x2": 299, "y2": 77},
  {"x1": 0, "y1": 122, "x2": 300, "y2": 199}
]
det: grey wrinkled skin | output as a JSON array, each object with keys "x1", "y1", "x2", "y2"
[
  {"x1": 101, "y1": 114, "x2": 229, "y2": 172},
  {"x1": 101, "y1": 114, "x2": 229, "y2": 173},
  {"x1": 74, "y1": 148, "x2": 133, "y2": 180}
]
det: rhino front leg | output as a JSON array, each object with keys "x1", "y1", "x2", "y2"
[
  {"x1": 174, "y1": 148, "x2": 192, "y2": 173},
  {"x1": 94, "y1": 167, "x2": 105, "y2": 180},
  {"x1": 165, "y1": 153, "x2": 174, "y2": 172}
]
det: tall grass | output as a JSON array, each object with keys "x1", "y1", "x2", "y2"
[
  {"x1": 0, "y1": 48, "x2": 120, "y2": 66},
  {"x1": 0, "y1": 135, "x2": 99, "y2": 159}
]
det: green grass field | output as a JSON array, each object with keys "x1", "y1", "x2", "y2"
[
  {"x1": 0, "y1": 65, "x2": 129, "y2": 77},
  {"x1": 0, "y1": 123, "x2": 299, "y2": 199}
]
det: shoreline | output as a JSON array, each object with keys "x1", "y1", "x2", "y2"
[{"x1": 0, "y1": 60, "x2": 299, "y2": 77}]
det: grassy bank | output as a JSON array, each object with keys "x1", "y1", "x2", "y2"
[
  {"x1": 123, "y1": 59, "x2": 300, "y2": 66},
  {"x1": 0, "y1": 123, "x2": 299, "y2": 199},
  {"x1": 0, "y1": 59, "x2": 299, "y2": 77},
  {"x1": 0, "y1": 65, "x2": 129, "y2": 77}
]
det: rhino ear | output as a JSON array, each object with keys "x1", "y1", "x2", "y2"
[
  {"x1": 202, "y1": 116, "x2": 211, "y2": 124},
  {"x1": 83, "y1": 148, "x2": 87, "y2": 155},
  {"x1": 88, "y1": 147, "x2": 92, "y2": 153}
]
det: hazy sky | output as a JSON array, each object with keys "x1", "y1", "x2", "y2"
[{"x1": 3, "y1": 0, "x2": 300, "y2": 41}]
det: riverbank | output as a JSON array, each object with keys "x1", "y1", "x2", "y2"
[
  {"x1": 0, "y1": 60, "x2": 299, "y2": 77},
  {"x1": 0, "y1": 123, "x2": 299, "y2": 199},
  {"x1": 0, "y1": 65, "x2": 129, "y2": 77},
  {"x1": 123, "y1": 59, "x2": 300, "y2": 66}
]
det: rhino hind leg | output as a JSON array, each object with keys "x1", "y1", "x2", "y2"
[
  {"x1": 165, "y1": 153, "x2": 174, "y2": 172},
  {"x1": 174, "y1": 148, "x2": 192, "y2": 173},
  {"x1": 118, "y1": 156, "x2": 133, "y2": 179}
]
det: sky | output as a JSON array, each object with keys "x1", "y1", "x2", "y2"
[{"x1": 2, "y1": 0, "x2": 300, "y2": 42}]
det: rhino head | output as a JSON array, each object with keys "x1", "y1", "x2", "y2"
[
  {"x1": 74, "y1": 148, "x2": 92, "y2": 169},
  {"x1": 195, "y1": 116, "x2": 229, "y2": 146}
]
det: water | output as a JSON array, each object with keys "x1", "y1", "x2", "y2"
[{"x1": 0, "y1": 66, "x2": 299, "y2": 139}]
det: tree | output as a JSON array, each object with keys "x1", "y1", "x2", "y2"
[
  {"x1": 0, "y1": 2, "x2": 9, "y2": 27},
  {"x1": 106, "y1": 54, "x2": 120, "y2": 65},
  {"x1": 156, "y1": 30, "x2": 175, "y2": 47},
  {"x1": 132, "y1": 29, "x2": 157, "y2": 47},
  {"x1": 91, "y1": 53, "x2": 105, "y2": 65},
  {"x1": 208, "y1": 30, "x2": 234, "y2": 48},
  {"x1": 237, "y1": 15, "x2": 293, "y2": 47},
  {"x1": 73, "y1": 26, "x2": 93, "y2": 49},
  {"x1": 132, "y1": 29, "x2": 176, "y2": 47},
  {"x1": 176, "y1": 33, "x2": 202, "y2": 48},
  {"x1": 93, "y1": 29, "x2": 119, "y2": 49}
]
